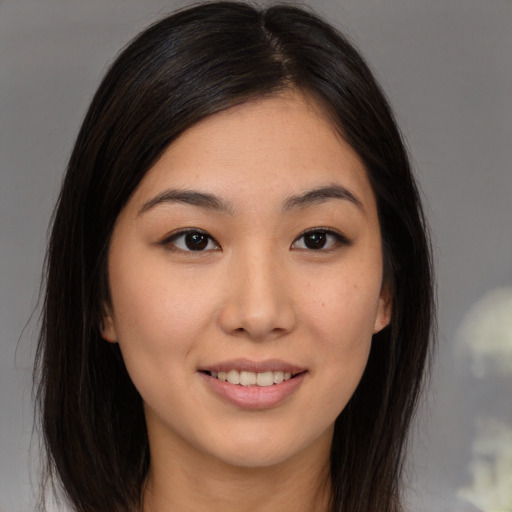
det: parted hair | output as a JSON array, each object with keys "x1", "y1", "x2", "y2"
[{"x1": 34, "y1": 2, "x2": 435, "y2": 511}]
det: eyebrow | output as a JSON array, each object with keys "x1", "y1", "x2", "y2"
[
  {"x1": 283, "y1": 184, "x2": 364, "y2": 213},
  {"x1": 138, "y1": 184, "x2": 364, "y2": 217},
  {"x1": 138, "y1": 189, "x2": 235, "y2": 216}
]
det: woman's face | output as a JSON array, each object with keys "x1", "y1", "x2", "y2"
[{"x1": 102, "y1": 91, "x2": 390, "y2": 470}]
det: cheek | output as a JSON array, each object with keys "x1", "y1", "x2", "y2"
[
  {"x1": 298, "y1": 266, "x2": 381, "y2": 405},
  {"x1": 107, "y1": 254, "x2": 218, "y2": 369},
  {"x1": 301, "y1": 264, "x2": 382, "y2": 345},
  {"x1": 108, "y1": 267, "x2": 216, "y2": 415}
]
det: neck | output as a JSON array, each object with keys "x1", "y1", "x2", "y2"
[{"x1": 142, "y1": 430, "x2": 332, "y2": 512}]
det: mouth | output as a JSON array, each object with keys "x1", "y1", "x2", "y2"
[
  {"x1": 199, "y1": 360, "x2": 308, "y2": 409},
  {"x1": 201, "y1": 369, "x2": 305, "y2": 387}
]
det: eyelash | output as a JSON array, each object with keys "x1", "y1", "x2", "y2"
[
  {"x1": 291, "y1": 228, "x2": 351, "y2": 251},
  {"x1": 160, "y1": 228, "x2": 350, "y2": 253},
  {"x1": 160, "y1": 228, "x2": 220, "y2": 252}
]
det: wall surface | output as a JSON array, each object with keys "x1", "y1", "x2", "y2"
[{"x1": 1, "y1": 1, "x2": 511, "y2": 511}]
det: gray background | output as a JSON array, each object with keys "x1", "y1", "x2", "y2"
[{"x1": 1, "y1": 0, "x2": 511, "y2": 511}]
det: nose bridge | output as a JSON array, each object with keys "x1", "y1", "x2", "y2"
[{"x1": 219, "y1": 241, "x2": 295, "y2": 339}]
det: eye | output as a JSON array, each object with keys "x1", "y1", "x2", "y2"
[
  {"x1": 291, "y1": 229, "x2": 349, "y2": 251},
  {"x1": 162, "y1": 229, "x2": 220, "y2": 252}
]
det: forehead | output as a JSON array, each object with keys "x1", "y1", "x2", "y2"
[{"x1": 126, "y1": 90, "x2": 376, "y2": 216}]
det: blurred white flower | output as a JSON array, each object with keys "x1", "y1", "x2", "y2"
[
  {"x1": 457, "y1": 417, "x2": 512, "y2": 512},
  {"x1": 455, "y1": 286, "x2": 512, "y2": 511},
  {"x1": 456, "y1": 286, "x2": 512, "y2": 378}
]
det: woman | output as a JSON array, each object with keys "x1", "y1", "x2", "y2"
[{"x1": 34, "y1": 2, "x2": 435, "y2": 511}]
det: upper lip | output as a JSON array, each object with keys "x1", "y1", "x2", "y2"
[{"x1": 199, "y1": 358, "x2": 307, "y2": 374}]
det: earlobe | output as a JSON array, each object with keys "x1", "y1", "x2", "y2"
[
  {"x1": 100, "y1": 311, "x2": 118, "y2": 343},
  {"x1": 373, "y1": 287, "x2": 392, "y2": 334}
]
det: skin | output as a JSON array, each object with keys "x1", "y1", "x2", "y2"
[{"x1": 102, "y1": 90, "x2": 391, "y2": 512}]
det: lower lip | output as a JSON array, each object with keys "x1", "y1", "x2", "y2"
[{"x1": 200, "y1": 372, "x2": 307, "y2": 410}]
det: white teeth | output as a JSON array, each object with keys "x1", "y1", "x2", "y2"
[
  {"x1": 226, "y1": 370, "x2": 240, "y2": 385},
  {"x1": 239, "y1": 371, "x2": 257, "y2": 386},
  {"x1": 273, "y1": 371, "x2": 284, "y2": 384},
  {"x1": 256, "y1": 371, "x2": 274, "y2": 387},
  {"x1": 209, "y1": 369, "x2": 296, "y2": 386}
]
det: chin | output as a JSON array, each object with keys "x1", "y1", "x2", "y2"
[
  {"x1": 203, "y1": 425, "x2": 332, "y2": 470},
  {"x1": 211, "y1": 445, "x2": 298, "y2": 469}
]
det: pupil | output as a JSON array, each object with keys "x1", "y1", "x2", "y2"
[
  {"x1": 185, "y1": 232, "x2": 208, "y2": 250},
  {"x1": 305, "y1": 232, "x2": 326, "y2": 249}
]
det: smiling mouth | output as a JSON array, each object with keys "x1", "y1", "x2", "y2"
[{"x1": 202, "y1": 370, "x2": 304, "y2": 387}]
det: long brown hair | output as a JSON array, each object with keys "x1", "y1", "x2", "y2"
[{"x1": 34, "y1": 2, "x2": 435, "y2": 511}]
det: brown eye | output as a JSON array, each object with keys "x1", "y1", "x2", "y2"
[
  {"x1": 163, "y1": 229, "x2": 220, "y2": 252},
  {"x1": 303, "y1": 231, "x2": 327, "y2": 249},
  {"x1": 184, "y1": 232, "x2": 209, "y2": 250},
  {"x1": 292, "y1": 229, "x2": 349, "y2": 251}
]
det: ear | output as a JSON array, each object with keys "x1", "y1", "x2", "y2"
[
  {"x1": 373, "y1": 284, "x2": 392, "y2": 334},
  {"x1": 100, "y1": 307, "x2": 118, "y2": 343}
]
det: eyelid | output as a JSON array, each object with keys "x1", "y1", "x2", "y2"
[
  {"x1": 291, "y1": 227, "x2": 351, "y2": 251},
  {"x1": 159, "y1": 228, "x2": 221, "y2": 252}
]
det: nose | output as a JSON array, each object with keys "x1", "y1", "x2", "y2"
[{"x1": 218, "y1": 247, "x2": 297, "y2": 341}]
